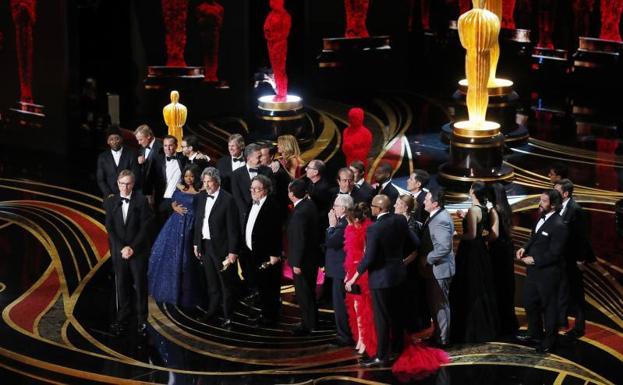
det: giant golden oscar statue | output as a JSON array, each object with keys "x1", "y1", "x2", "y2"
[{"x1": 163, "y1": 90, "x2": 187, "y2": 145}]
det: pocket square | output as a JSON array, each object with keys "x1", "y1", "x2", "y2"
[{"x1": 541, "y1": 231, "x2": 549, "y2": 236}]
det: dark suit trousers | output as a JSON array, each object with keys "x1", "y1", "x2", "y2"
[
  {"x1": 565, "y1": 263, "x2": 586, "y2": 332},
  {"x1": 371, "y1": 286, "x2": 404, "y2": 361},
  {"x1": 293, "y1": 266, "x2": 318, "y2": 331},
  {"x1": 112, "y1": 253, "x2": 147, "y2": 324},
  {"x1": 332, "y1": 276, "x2": 353, "y2": 343},
  {"x1": 202, "y1": 240, "x2": 237, "y2": 319},
  {"x1": 257, "y1": 260, "x2": 282, "y2": 321},
  {"x1": 524, "y1": 273, "x2": 559, "y2": 348}
]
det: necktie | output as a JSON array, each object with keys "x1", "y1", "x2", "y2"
[
  {"x1": 338, "y1": 192, "x2": 349, "y2": 195},
  {"x1": 120, "y1": 197, "x2": 130, "y2": 204},
  {"x1": 233, "y1": 157, "x2": 243, "y2": 162},
  {"x1": 248, "y1": 168, "x2": 259, "y2": 173},
  {"x1": 207, "y1": 194, "x2": 215, "y2": 199},
  {"x1": 166, "y1": 156, "x2": 176, "y2": 161}
]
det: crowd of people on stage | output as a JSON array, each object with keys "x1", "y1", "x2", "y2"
[{"x1": 97, "y1": 120, "x2": 594, "y2": 369}]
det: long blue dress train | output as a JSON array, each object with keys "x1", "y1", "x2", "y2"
[{"x1": 148, "y1": 189, "x2": 204, "y2": 308}]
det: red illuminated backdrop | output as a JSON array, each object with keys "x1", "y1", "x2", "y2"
[
  {"x1": 344, "y1": 0, "x2": 369, "y2": 38},
  {"x1": 264, "y1": 0, "x2": 291, "y2": 101},
  {"x1": 599, "y1": 0, "x2": 623, "y2": 42},
  {"x1": 11, "y1": 0, "x2": 36, "y2": 104},
  {"x1": 196, "y1": 1, "x2": 224, "y2": 82},
  {"x1": 162, "y1": 0, "x2": 188, "y2": 67}
]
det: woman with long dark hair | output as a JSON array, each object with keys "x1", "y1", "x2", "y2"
[
  {"x1": 148, "y1": 164, "x2": 205, "y2": 308},
  {"x1": 450, "y1": 181, "x2": 499, "y2": 342},
  {"x1": 487, "y1": 183, "x2": 518, "y2": 335}
]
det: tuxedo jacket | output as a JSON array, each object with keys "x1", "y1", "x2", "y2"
[
  {"x1": 329, "y1": 186, "x2": 368, "y2": 205},
  {"x1": 231, "y1": 165, "x2": 273, "y2": 221},
  {"x1": 287, "y1": 198, "x2": 321, "y2": 271},
  {"x1": 307, "y1": 177, "x2": 334, "y2": 235},
  {"x1": 193, "y1": 189, "x2": 241, "y2": 259},
  {"x1": 325, "y1": 216, "x2": 348, "y2": 279},
  {"x1": 104, "y1": 192, "x2": 154, "y2": 258},
  {"x1": 524, "y1": 213, "x2": 568, "y2": 280},
  {"x1": 418, "y1": 208, "x2": 455, "y2": 280},
  {"x1": 185, "y1": 154, "x2": 211, "y2": 171},
  {"x1": 561, "y1": 198, "x2": 595, "y2": 264},
  {"x1": 138, "y1": 138, "x2": 163, "y2": 196},
  {"x1": 244, "y1": 195, "x2": 282, "y2": 263},
  {"x1": 217, "y1": 155, "x2": 244, "y2": 193},
  {"x1": 152, "y1": 153, "x2": 187, "y2": 200},
  {"x1": 357, "y1": 213, "x2": 419, "y2": 289},
  {"x1": 356, "y1": 181, "x2": 376, "y2": 204},
  {"x1": 378, "y1": 181, "x2": 399, "y2": 206},
  {"x1": 96, "y1": 146, "x2": 138, "y2": 197},
  {"x1": 413, "y1": 190, "x2": 429, "y2": 225}
]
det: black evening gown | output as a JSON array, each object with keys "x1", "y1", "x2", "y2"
[{"x1": 450, "y1": 205, "x2": 499, "y2": 342}]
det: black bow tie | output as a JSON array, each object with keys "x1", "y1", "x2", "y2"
[
  {"x1": 540, "y1": 212, "x2": 547, "y2": 220},
  {"x1": 166, "y1": 155, "x2": 176, "y2": 161},
  {"x1": 233, "y1": 157, "x2": 243, "y2": 162},
  {"x1": 338, "y1": 192, "x2": 350, "y2": 195},
  {"x1": 145, "y1": 146, "x2": 151, "y2": 150},
  {"x1": 253, "y1": 200, "x2": 260, "y2": 205},
  {"x1": 120, "y1": 197, "x2": 130, "y2": 204},
  {"x1": 207, "y1": 194, "x2": 215, "y2": 199},
  {"x1": 248, "y1": 168, "x2": 259, "y2": 173}
]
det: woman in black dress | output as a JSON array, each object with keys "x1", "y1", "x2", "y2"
[
  {"x1": 450, "y1": 181, "x2": 499, "y2": 342},
  {"x1": 487, "y1": 183, "x2": 519, "y2": 336}
]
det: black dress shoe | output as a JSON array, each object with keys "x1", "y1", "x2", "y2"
[
  {"x1": 564, "y1": 329, "x2": 585, "y2": 339},
  {"x1": 515, "y1": 334, "x2": 541, "y2": 345},
  {"x1": 359, "y1": 357, "x2": 387, "y2": 368},
  {"x1": 137, "y1": 322, "x2": 148, "y2": 335}
]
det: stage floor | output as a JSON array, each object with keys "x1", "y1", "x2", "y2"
[{"x1": 1, "y1": 92, "x2": 622, "y2": 384}]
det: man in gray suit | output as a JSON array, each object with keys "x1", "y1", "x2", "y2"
[{"x1": 418, "y1": 188, "x2": 455, "y2": 347}]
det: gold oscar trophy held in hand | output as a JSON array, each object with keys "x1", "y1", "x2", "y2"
[{"x1": 163, "y1": 90, "x2": 187, "y2": 146}]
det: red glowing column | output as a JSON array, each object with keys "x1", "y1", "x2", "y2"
[
  {"x1": 196, "y1": 1, "x2": 224, "y2": 82},
  {"x1": 344, "y1": 0, "x2": 369, "y2": 37},
  {"x1": 264, "y1": 0, "x2": 291, "y2": 102},
  {"x1": 11, "y1": 0, "x2": 36, "y2": 104},
  {"x1": 537, "y1": 0, "x2": 557, "y2": 49},
  {"x1": 162, "y1": 0, "x2": 188, "y2": 67},
  {"x1": 599, "y1": 0, "x2": 623, "y2": 42},
  {"x1": 502, "y1": 0, "x2": 516, "y2": 29}
]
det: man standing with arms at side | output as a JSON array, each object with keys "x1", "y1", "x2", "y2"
[
  {"x1": 516, "y1": 189, "x2": 568, "y2": 353},
  {"x1": 104, "y1": 170, "x2": 154, "y2": 335},
  {"x1": 134, "y1": 125, "x2": 163, "y2": 200},
  {"x1": 419, "y1": 188, "x2": 455, "y2": 348},
  {"x1": 97, "y1": 126, "x2": 138, "y2": 199},
  {"x1": 287, "y1": 179, "x2": 321, "y2": 336},
  {"x1": 193, "y1": 167, "x2": 241, "y2": 329},
  {"x1": 216, "y1": 134, "x2": 246, "y2": 192},
  {"x1": 153, "y1": 135, "x2": 187, "y2": 222}
]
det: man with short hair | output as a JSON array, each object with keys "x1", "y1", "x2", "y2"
[
  {"x1": 548, "y1": 162, "x2": 568, "y2": 185},
  {"x1": 104, "y1": 169, "x2": 154, "y2": 335},
  {"x1": 407, "y1": 169, "x2": 430, "y2": 225},
  {"x1": 373, "y1": 163, "x2": 399, "y2": 206},
  {"x1": 154, "y1": 135, "x2": 187, "y2": 222},
  {"x1": 134, "y1": 124, "x2": 163, "y2": 200},
  {"x1": 349, "y1": 160, "x2": 375, "y2": 204},
  {"x1": 97, "y1": 126, "x2": 138, "y2": 199},
  {"x1": 419, "y1": 188, "x2": 455, "y2": 348},
  {"x1": 516, "y1": 189, "x2": 568, "y2": 353},
  {"x1": 287, "y1": 179, "x2": 321, "y2": 335},
  {"x1": 244, "y1": 175, "x2": 283, "y2": 325},
  {"x1": 330, "y1": 167, "x2": 368, "y2": 204},
  {"x1": 216, "y1": 133, "x2": 246, "y2": 192},
  {"x1": 554, "y1": 179, "x2": 594, "y2": 338},
  {"x1": 181, "y1": 134, "x2": 210, "y2": 169},
  {"x1": 193, "y1": 167, "x2": 241, "y2": 328},
  {"x1": 305, "y1": 159, "x2": 333, "y2": 235}
]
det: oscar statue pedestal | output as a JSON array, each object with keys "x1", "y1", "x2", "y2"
[
  {"x1": 7, "y1": 101, "x2": 45, "y2": 128},
  {"x1": 573, "y1": 37, "x2": 623, "y2": 73},
  {"x1": 499, "y1": 28, "x2": 532, "y2": 95},
  {"x1": 443, "y1": 79, "x2": 528, "y2": 146},
  {"x1": 439, "y1": 121, "x2": 514, "y2": 188},
  {"x1": 256, "y1": 95, "x2": 312, "y2": 150}
]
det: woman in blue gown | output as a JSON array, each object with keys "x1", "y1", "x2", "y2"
[{"x1": 148, "y1": 164, "x2": 204, "y2": 309}]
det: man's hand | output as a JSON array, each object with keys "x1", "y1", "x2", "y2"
[
  {"x1": 193, "y1": 245, "x2": 201, "y2": 259},
  {"x1": 516, "y1": 248, "x2": 525, "y2": 259},
  {"x1": 328, "y1": 209, "x2": 337, "y2": 227},
  {"x1": 456, "y1": 209, "x2": 466, "y2": 219},
  {"x1": 269, "y1": 256, "x2": 280, "y2": 265},
  {"x1": 292, "y1": 266, "x2": 302, "y2": 275},
  {"x1": 138, "y1": 155, "x2": 145, "y2": 165},
  {"x1": 403, "y1": 252, "x2": 417, "y2": 266},
  {"x1": 146, "y1": 195, "x2": 154, "y2": 206},
  {"x1": 121, "y1": 246, "x2": 134, "y2": 259},
  {"x1": 521, "y1": 256, "x2": 535, "y2": 265},
  {"x1": 227, "y1": 253, "x2": 238, "y2": 264},
  {"x1": 172, "y1": 202, "x2": 188, "y2": 215}
]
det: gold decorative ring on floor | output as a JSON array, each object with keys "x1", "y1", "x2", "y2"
[{"x1": 0, "y1": 282, "x2": 5, "y2": 293}]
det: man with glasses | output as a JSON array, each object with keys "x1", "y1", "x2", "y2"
[{"x1": 244, "y1": 175, "x2": 283, "y2": 326}]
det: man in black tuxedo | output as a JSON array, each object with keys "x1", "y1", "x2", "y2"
[
  {"x1": 305, "y1": 159, "x2": 334, "y2": 221},
  {"x1": 181, "y1": 134, "x2": 211, "y2": 170},
  {"x1": 134, "y1": 124, "x2": 163, "y2": 202},
  {"x1": 152, "y1": 135, "x2": 187, "y2": 223},
  {"x1": 96, "y1": 126, "x2": 138, "y2": 199},
  {"x1": 349, "y1": 160, "x2": 375, "y2": 204},
  {"x1": 216, "y1": 133, "x2": 246, "y2": 192},
  {"x1": 244, "y1": 175, "x2": 283, "y2": 325},
  {"x1": 516, "y1": 189, "x2": 568, "y2": 353},
  {"x1": 326, "y1": 194, "x2": 355, "y2": 346},
  {"x1": 104, "y1": 169, "x2": 154, "y2": 335},
  {"x1": 287, "y1": 179, "x2": 321, "y2": 335},
  {"x1": 193, "y1": 167, "x2": 241, "y2": 329},
  {"x1": 554, "y1": 179, "x2": 595, "y2": 338},
  {"x1": 329, "y1": 167, "x2": 369, "y2": 204},
  {"x1": 346, "y1": 195, "x2": 418, "y2": 367},
  {"x1": 547, "y1": 162, "x2": 568, "y2": 186},
  {"x1": 373, "y1": 163, "x2": 399, "y2": 207},
  {"x1": 407, "y1": 169, "x2": 430, "y2": 226}
]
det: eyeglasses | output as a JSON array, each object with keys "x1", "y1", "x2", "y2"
[{"x1": 249, "y1": 187, "x2": 265, "y2": 192}]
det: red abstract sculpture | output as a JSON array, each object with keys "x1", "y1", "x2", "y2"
[
  {"x1": 599, "y1": 0, "x2": 623, "y2": 42},
  {"x1": 11, "y1": 0, "x2": 36, "y2": 103},
  {"x1": 536, "y1": 0, "x2": 557, "y2": 49},
  {"x1": 162, "y1": 0, "x2": 188, "y2": 66},
  {"x1": 341, "y1": 107, "x2": 373, "y2": 168},
  {"x1": 571, "y1": 0, "x2": 595, "y2": 38},
  {"x1": 264, "y1": 0, "x2": 291, "y2": 102},
  {"x1": 196, "y1": 1, "x2": 224, "y2": 82},
  {"x1": 344, "y1": 0, "x2": 369, "y2": 37},
  {"x1": 502, "y1": 0, "x2": 516, "y2": 29}
]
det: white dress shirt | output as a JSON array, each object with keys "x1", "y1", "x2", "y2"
[
  {"x1": 111, "y1": 148, "x2": 122, "y2": 167},
  {"x1": 201, "y1": 189, "x2": 220, "y2": 240},
  {"x1": 245, "y1": 195, "x2": 267, "y2": 250},
  {"x1": 145, "y1": 138, "x2": 155, "y2": 160},
  {"x1": 164, "y1": 156, "x2": 182, "y2": 198},
  {"x1": 247, "y1": 164, "x2": 258, "y2": 179},
  {"x1": 535, "y1": 211, "x2": 555, "y2": 233},
  {"x1": 231, "y1": 155, "x2": 245, "y2": 171},
  {"x1": 120, "y1": 193, "x2": 132, "y2": 224},
  {"x1": 559, "y1": 198, "x2": 570, "y2": 217},
  {"x1": 355, "y1": 178, "x2": 364, "y2": 188}
]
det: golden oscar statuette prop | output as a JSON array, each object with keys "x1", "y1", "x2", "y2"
[
  {"x1": 439, "y1": 0, "x2": 514, "y2": 186},
  {"x1": 163, "y1": 90, "x2": 187, "y2": 145}
]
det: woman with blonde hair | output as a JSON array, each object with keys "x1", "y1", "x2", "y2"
[{"x1": 274, "y1": 134, "x2": 304, "y2": 179}]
